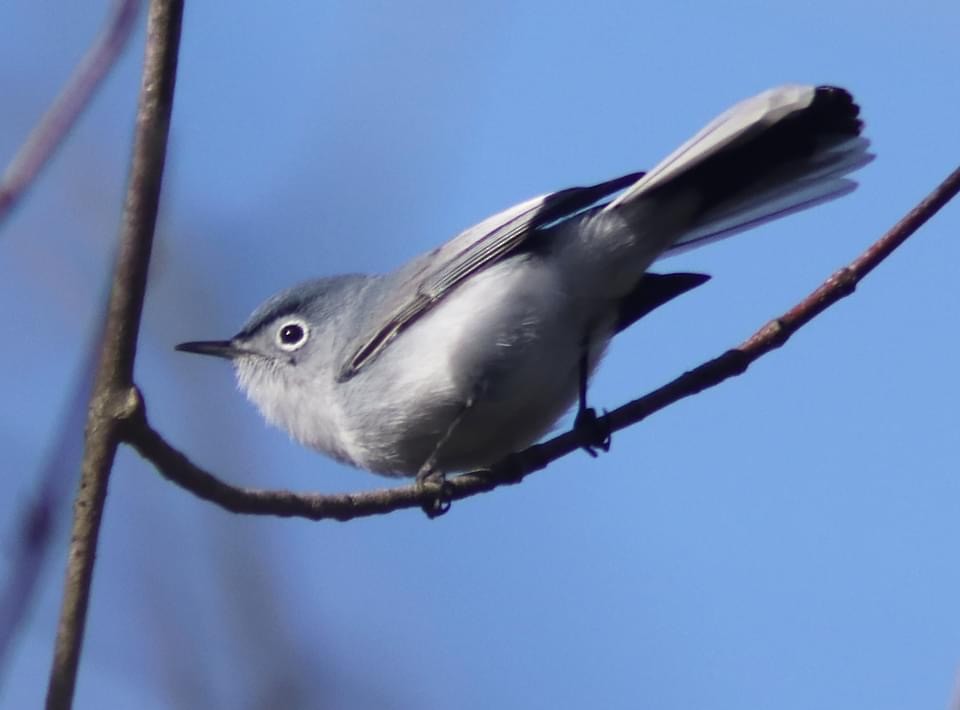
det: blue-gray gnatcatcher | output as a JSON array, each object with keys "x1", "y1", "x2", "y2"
[{"x1": 178, "y1": 85, "x2": 872, "y2": 478}]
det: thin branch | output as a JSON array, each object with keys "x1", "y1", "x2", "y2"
[
  {"x1": 0, "y1": 0, "x2": 140, "y2": 227},
  {"x1": 45, "y1": 1, "x2": 183, "y2": 709},
  {"x1": 127, "y1": 165, "x2": 960, "y2": 521}
]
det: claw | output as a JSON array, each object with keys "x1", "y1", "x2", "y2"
[
  {"x1": 416, "y1": 466, "x2": 453, "y2": 518},
  {"x1": 574, "y1": 407, "x2": 612, "y2": 457}
]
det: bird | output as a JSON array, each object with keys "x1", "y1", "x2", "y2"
[{"x1": 177, "y1": 84, "x2": 873, "y2": 479}]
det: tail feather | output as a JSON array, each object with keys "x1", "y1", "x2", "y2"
[
  {"x1": 661, "y1": 178, "x2": 857, "y2": 255},
  {"x1": 603, "y1": 85, "x2": 873, "y2": 254}
]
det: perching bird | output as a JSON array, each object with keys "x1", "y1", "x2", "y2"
[{"x1": 177, "y1": 85, "x2": 872, "y2": 478}]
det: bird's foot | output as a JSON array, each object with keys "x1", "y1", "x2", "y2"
[
  {"x1": 416, "y1": 465, "x2": 453, "y2": 519},
  {"x1": 574, "y1": 407, "x2": 611, "y2": 458}
]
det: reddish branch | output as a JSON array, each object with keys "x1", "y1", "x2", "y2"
[{"x1": 127, "y1": 165, "x2": 960, "y2": 521}]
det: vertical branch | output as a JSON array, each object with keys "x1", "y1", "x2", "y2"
[
  {"x1": 45, "y1": 1, "x2": 184, "y2": 708},
  {"x1": 0, "y1": 0, "x2": 140, "y2": 227}
]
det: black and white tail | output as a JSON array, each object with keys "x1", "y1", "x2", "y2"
[{"x1": 604, "y1": 85, "x2": 873, "y2": 255}]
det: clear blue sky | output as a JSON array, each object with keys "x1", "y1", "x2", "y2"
[{"x1": 2, "y1": 1, "x2": 959, "y2": 708}]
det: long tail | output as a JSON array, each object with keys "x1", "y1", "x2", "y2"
[{"x1": 603, "y1": 85, "x2": 873, "y2": 255}]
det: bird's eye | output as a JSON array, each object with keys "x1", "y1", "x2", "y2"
[{"x1": 276, "y1": 319, "x2": 309, "y2": 351}]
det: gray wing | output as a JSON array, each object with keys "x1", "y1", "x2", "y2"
[{"x1": 337, "y1": 172, "x2": 643, "y2": 381}]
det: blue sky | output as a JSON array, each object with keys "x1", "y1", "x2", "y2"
[{"x1": 1, "y1": 1, "x2": 959, "y2": 708}]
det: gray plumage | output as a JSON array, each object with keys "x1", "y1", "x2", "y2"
[{"x1": 177, "y1": 85, "x2": 873, "y2": 477}]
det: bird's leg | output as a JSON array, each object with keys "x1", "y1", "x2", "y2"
[
  {"x1": 416, "y1": 398, "x2": 473, "y2": 518},
  {"x1": 573, "y1": 339, "x2": 611, "y2": 457}
]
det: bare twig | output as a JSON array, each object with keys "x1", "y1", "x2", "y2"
[
  {"x1": 0, "y1": 0, "x2": 140, "y2": 227},
  {"x1": 45, "y1": 1, "x2": 183, "y2": 708},
  {"x1": 126, "y1": 165, "x2": 960, "y2": 521}
]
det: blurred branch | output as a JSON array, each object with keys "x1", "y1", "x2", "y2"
[
  {"x1": 127, "y1": 164, "x2": 960, "y2": 520},
  {"x1": 45, "y1": 1, "x2": 182, "y2": 709},
  {"x1": 0, "y1": 0, "x2": 140, "y2": 227},
  {"x1": 0, "y1": 313, "x2": 104, "y2": 684}
]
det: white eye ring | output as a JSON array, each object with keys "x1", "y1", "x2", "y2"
[{"x1": 275, "y1": 318, "x2": 310, "y2": 352}]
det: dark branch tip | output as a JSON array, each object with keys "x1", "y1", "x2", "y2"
[{"x1": 717, "y1": 348, "x2": 752, "y2": 376}]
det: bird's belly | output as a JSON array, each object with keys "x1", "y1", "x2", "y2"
[
  {"x1": 432, "y1": 363, "x2": 583, "y2": 472},
  {"x1": 340, "y1": 255, "x2": 609, "y2": 476}
]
